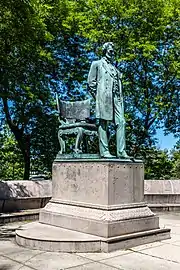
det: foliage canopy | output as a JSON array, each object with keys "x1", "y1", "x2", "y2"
[{"x1": 0, "y1": 0, "x2": 179, "y2": 179}]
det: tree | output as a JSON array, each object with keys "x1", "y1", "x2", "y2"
[
  {"x1": 143, "y1": 147, "x2": 173, "y2": 179},
  {"x1": 30, "y1": 112, "x2": 59, "y2": 176},
  {"x1": 53, "y1": 35, "x2": 91, "y2": 100},
  {"x1": 143, "y1": 140, "x2": 180, "y2": 180},
  {"x1": 171, "y1": 140, "x2": 180, "y2": 179},
  {"x1": 0, "y1": 0, "x2": 67, "y2": 179},
  {"x1": 0, "y1": 0, "x2": 96, "y2": 179},
  {"x1": 0, "y1": 126, "x2": 23, "y2": 180},
  {"x1": 1, "y1": 0, "x2": 179, "y2": 179}
]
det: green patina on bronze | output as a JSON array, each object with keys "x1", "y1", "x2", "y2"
[
  {"x1": 88, "y1": 42, "x2": 129, "y2": 159},
  {"x1": 56, "y1": 42, "x2": 132, "y2": 160},
  {"x1": 56, "y1": 96, "x2": 98, "y2": 159}
]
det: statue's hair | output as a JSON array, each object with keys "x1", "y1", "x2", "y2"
[{"x1": 102, "y1": 42, "x2": 114, "y2": 55}]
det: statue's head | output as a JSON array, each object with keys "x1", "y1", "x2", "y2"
[{"x1": 102, "y1": 42, "x2": 115, "y2": 60}]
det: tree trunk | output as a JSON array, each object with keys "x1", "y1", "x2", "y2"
[
  {"x1": 22, "y1": 135, "x2": 31, "y2": 180},
  {"x1": 12, "y1": 134, "x2": 31, "y2": 180},
  {"x1": 23, "y1": 150, "x2": 30, "y2": 180},
  {"x1": 2, "y1": 97, "x2": 31, "y2": 180}
]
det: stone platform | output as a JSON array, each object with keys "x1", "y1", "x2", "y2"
[
  {"x1": 16, "y1": 221, "x2": 170, "y2": 252},
  {"x1": 16, "y1": 160, "x2": 170, "y2": 252}
]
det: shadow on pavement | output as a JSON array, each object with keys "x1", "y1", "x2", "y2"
[{"x1": 0, "y1": 265, "x2": 12, "y2": 270}]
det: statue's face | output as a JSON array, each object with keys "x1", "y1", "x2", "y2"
[{"x1": 106, "y1": 45, "x2": 114, "y2": 60}]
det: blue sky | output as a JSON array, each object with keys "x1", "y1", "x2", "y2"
[{"x1": 156, "y1": 129, "x2": 178, "y2": 150}]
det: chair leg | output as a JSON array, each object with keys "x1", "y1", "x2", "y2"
[
  {"x1": 83, "y1": 135, "x2": 88, "y2": 153},
  {"x1": 74, "y1": 128, "x2": 83, "y2": 153},
  {"x1": 58, "y1": 130, "x2": 65, "y2": 154}
]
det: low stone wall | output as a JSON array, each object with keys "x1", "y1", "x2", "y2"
[
  {"x1": 0, "y1": 180, "x2": 52, "y2": 212},
  {"x1": 144, "y1": 180, "x2": 180, "y2": 211},
  {"x1": 0, "y1": 179, "x2": 180, "y2": 212}
]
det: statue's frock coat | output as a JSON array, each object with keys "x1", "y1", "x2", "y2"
[{"x1": 88, "y1": 58, "x2": 123, "y2": 121}]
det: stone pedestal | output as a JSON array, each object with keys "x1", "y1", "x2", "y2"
[{"x1": 16, "y1": 160, "x2": 170, "y2": 252}]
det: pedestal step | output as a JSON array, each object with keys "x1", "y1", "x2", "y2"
[
  {"x1": 16, "y1": 221, "x2": 170, "y2": 253},
  {"x1": 39, "y1": 201, "x2": 159, "y2": 238}
]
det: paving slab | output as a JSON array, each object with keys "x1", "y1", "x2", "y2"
[
  {"x1": 139, "y1": 242, "x2": 180, "y2": 263},
  {"x1": 129, "y1": 241, "x2": 166, "y2": 251},
  {"x1": 166, "y1": 226, "x2": 180, "y2": 235},
  {"x1": 25, "y1": 252, "x2": 92, "y2": 270},
  {"x1": 68, "y1": 262, "x2": 121, "y2": 269},
  {"x1": 78, "y1": 249, "x2": 132, "y2": 261},
  {"x1": 0, "y1": 255, "x2": 23, "y2": 270},
  {"x1": 162, "y1": 233, "x2": 180, "y2": 243},
  {"x1": 0, "y1": 213, "x2": 180, "y2": 270},
  {"x1": 169, "y1": 240, "x2": 180, "y2": 247},
  {"x1": 0, "y1": 239, "x2": 43, "y2": 262},
  {"x1": 0, "y1": 239, "x2": 29, "y2": 255},
  {"x1": 100, "y1": 251, "x2": 180, "y2": 270},
  {"x1": 159, "y1": 214, "x2": 180, "y2": 224},
  {"x1": 15, "y1": 267, "x2": 35, "y2": 270},
  {"x1": 0, "y1": 255, "x2": 35, "y2": 270}
]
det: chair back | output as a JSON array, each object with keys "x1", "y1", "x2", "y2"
[{"x1": 59, "y1": 99, "x2": 91, "y2": 121}]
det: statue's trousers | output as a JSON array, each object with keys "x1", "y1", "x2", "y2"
[{"x1": 98, "y1": 94, "x2": 126, "y2": 157}]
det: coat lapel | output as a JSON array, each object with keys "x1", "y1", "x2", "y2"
[{"x1": 101, "y1": 58, "x2": 116, "y2": 78}]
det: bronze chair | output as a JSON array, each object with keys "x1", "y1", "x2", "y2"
[{"x1": 56, "y1": 94, "x2": 97, "y2": 155}]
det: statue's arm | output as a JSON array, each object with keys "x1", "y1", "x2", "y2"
[
  {"x1": 116, "y1": 69, "x2": 123, "y2": 97},
  {"x1": 87, "y1": 61, "x2": 98, "y2": 99},
  {"x1": 117, "y1": 68, "x2": 122, "y2": 79}
]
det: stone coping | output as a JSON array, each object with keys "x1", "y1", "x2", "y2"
[
  {"x1": 0, "y1": 180, "x2": 52, "y2": 199},
  {"x1": 145, "y1": 180, "x2": 180, "y2": 194}
]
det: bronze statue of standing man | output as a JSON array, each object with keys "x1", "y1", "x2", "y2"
[{"x1": 88, "y1": 42, "x2": 129, "y2": 159}]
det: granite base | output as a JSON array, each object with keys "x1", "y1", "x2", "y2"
[{"x1": 16, "y1": 160, "x2": 170, "y2": 252}]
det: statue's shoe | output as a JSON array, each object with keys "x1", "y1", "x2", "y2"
[
  {"x1": 101, "y1": 153, "x2": 116, "y2": 158},
  {"x1": 117, "y1": 151, "x2": 130, "y2": 159}
]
